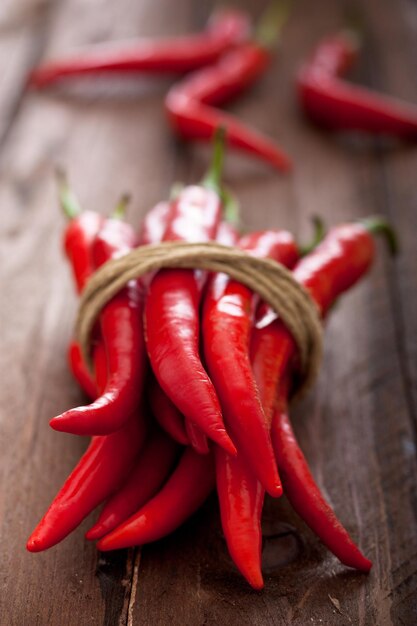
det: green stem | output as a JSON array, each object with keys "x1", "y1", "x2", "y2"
[
  {"x1": 55, "y1": 168, "x2": 82, "y2": 220},
  {"x1": 256, "y1": 0, "x2": 292, "y2": 50},
  {"x1": 299, "y1": 215, "x2": 326, "y2": 256},
  {"x1": 361, "y1": 216, "x2": 398, "y2": 256},
  {"x1": 202, "y1": 127, "x2": 227, "y2": 196},
  {"x1": 221, "y1": 186, "x2": 240, "y2": 226},
  {"x1": 111, "y1": 193, "x2": 131, "y2": 220}
]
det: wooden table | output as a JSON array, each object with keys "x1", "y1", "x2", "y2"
[{"x1": 1, "y1": 0, "x2": 416, "y2": 623}]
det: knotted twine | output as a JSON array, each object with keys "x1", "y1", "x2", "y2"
[{"x1": 75, "y1": 241, "x2": 323, "y2": 399}]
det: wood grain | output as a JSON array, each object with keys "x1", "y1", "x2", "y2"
[{"x1": 0, "y1": 0, "x2": 416, "y2": 624}]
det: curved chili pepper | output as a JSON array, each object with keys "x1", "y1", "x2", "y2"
[
  {"x1": 247, "y1": 219, "x2": 395, "y2": 573},
  {"x1": 179, "y1": 219, "x2": 240, "y2": 455},
  {"x1": 145, "y1": 217, "x2": 238, "y2": 453},
  {"x1": 86, "y1": 428, "x2": 180, "y2": 540},
  {"x1": 58, "y1": 170, "x2": 104, "y2": 294},
  {"x1": 27, "y1": 342, "x2": 147, "y2": 552},
  {"x1": 205, "y1": 230, "x2": 298, "y2": 496},
  {"x1": 297, "y1": 31, "x2": 417, "y2": 137},
  {"x1": 29, "y1": 8, "x2": 251, "y2": 88},
  {"x1": 144, "y1": 131, "x2": 235, "y2": 455},
  {"x1": 211, "y1": 230, "x2": 298, "y2": 589},
  {"x1": 58, "y1": 172, "x2": 106, "y2": 399},
  {"x1": 216, "y1": 449, "x2": 264, "y2": 590},
  {"x1": 174, "y1": 44, "x2": 270, "y2": 108},
  {"x1": 251, "y1": 218, "x2": 397, "y2": 409},
  {"x1": 165, "y1": 4, "x2": 292, "y2": 172},
  {"x1": 97, "y1": 447, "x2": 215, "y2": 550},
  {"x1": 272, "y1": 375, "x2": 372, "y2": 572},
  {"x1": 148, "y1": 376, "x2": 189, "y2": 446},
  {"x1": 50, "y1": 215, "x2": 146, "y2": 436},
  {"x1": 166, "y1": 98, "x2": 292, "y2": 173}
]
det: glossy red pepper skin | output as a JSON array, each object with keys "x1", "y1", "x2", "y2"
[
  {"x1": 252, "y1": 223, "x2": 377, "y2": 403},
  {"x1": 180, "y1": 220, "x2": 240, "y2": 455},
  {"x1": 138, "y1": 202, "x2": 170, "y2": 246},
  {"x1": 165, "y1": 43, "x2": 291, "y2": 172},
  {"x1": 97, "y1": 447, "x2": 215, "y2": 550},
  {"x1": 215, "y1": 450, "x2": 265, "y2": 589},
  {"x1": 86, "y1": 428, "x2": 180, "y2": 540},
  {"x1": 205, "y1": 231, "x2": 298, "y2": 496},
  {"x1": 272, "y1": 377, "x2": 372, "y2": 572},
  {"x1": 248, "y1": 224, "x2": 378, "y2": 573},
  {"x1": 27, "y1": 343, "x2": 147, "y2": 552},
  {"x1": 211, "y1": 231, "x2": 298, "y2": 589},
  {"x1": 63, "y1": 207, "x2": 106, "y2": 399},
  {"x1": 50, "y1": 219, "x2": 146, "y2": 436},
  {"x1": 144, "y1": 185, "x2": 236, "y2": 455},
  {"x1": 29, "y1": 9, "x2": 251, "y2": 88},
  {"x1": 297, "y1": 32, "x2": 417, "y2": 138},
  {"x1": 148, "y1": 376, "x2": 189, "y2": 446}
]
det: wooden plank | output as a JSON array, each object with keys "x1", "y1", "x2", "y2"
[{"x1": 0, "y1": 0, "x2": 195, "y2": 624}]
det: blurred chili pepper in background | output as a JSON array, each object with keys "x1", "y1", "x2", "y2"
[{"x1": 29, "y1": 8, "x2": 251, "y2": 88}]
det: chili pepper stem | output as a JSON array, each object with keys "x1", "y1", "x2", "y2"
[
  {"x1": 299, "y1": 215, "x2": 326, "y2": 256},
  {"x1": 255, "y1": 0, "x2": 292, "y2": 49},
  {"x1": 221, "y1": 186, "x2": 240, "y2": 226},
  {"x1": 56, "y1": 168, "x2": 83, "y2": 220},
  {"x1": 202, "y1": 127, "x2": 241, "y2": 226},
  {"x1": 361, "y1": 216, "x2": 398, "y2": 256},
  {"x1": 111, "y1": 193, "x2": 131, "y2": 220},
  {"x1": 202, "y1": 126, "x2": 226, "y2": 195}
]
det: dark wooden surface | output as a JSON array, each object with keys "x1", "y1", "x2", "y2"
[{"x1": 0, "y1": 0, "x2": 416, "y2": 624}]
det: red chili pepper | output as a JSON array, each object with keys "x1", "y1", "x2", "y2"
[
  {"x1": 205, "y1": 230, "x2": 299, "y2": 497},
  {"x1": 272, "y1": 375, "x2": 372, "y2": 572},
  {"x1": 297, "y1": 31, "x2": 417, "y2": 137},
  {"x1": 251, "y1": 218, "x2": 397, "y2": 412},
  {"x1": 210, "y1": 230, "x2": 298, "y2": 589},
  {"x1": 144, "y1": 131, "x2": 236, "y2": 455},
  {"x1": 180, "y1": 219, "x2": 241, "y2": 455},
  {"x1": 248, "y1": 219, "x2": 396, "y2": 573},
  {"x1": 26, "y1": 342, "x2": 147, "y2": 552},
  {"x1": 85, "y1": 427, "x2": 180, "y2": 540},
  {"x1": 58, "y1": 171, "x2": 106, "y2": 400},
  {"x1": 173, "y1": 43, "x2": 270, "y2": 108},
  {"x1": 138, "y1": 201, "x2": 171, "y2": 246},
  {"x1": 165, "y1": 4, "x2": 292, "y2": 172},
  {"x1": 50, "y1": 209, "x2": 146, "y2": 436},
  {"x1": 150, "y1": 219, "x2": 239, "y2": 454},
  {"x1": 97, "y1": 447, "x2": 215, "y2": 551},
  {"x1": 57, "y1": 170, "x2": 104, "y2": 294},
  {"x1": 148, "y1": 376, "x2": 189, "y2": 446},
  {"x1": 216, "y1": 450, "x2": 265, "y2": 589},
  {"x1": 29, "y1": 8, "x2": 251, "y2": 89}
]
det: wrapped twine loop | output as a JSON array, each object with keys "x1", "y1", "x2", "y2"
[{"x1": 75, "y1": 241, "x2": 323, "y2": 398}]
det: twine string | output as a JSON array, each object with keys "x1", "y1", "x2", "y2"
[{"x1": 75, "y1": 241, "x2": 323, "y2": 398}]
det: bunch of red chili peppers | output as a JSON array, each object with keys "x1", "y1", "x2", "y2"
[
  {"x1": 25, "y1": 1, "x2": 406, "y2": 591},
  {"x1": 26, "y1": 129, "x2": 396, "y2": 589}
]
